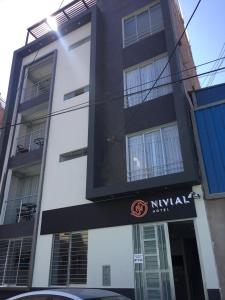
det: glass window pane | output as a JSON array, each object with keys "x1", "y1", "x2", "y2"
[
  {"x1": 144, "y1": 240, "x2": 157, "y2": 254},
  {"x1": 162, "y1": 125, "x2": 184, "y2": 174},
  {"x1": 145, "y1": 255, "x2": 159, "y2": 270},
  {"x1": 140, "y1": 63, "x2": 156, "y2": 101},
  {"x1": 146, "y1": 272, "x2": 160, "y2": 288},
  {"x1": 128, "y1": 135, "x2": 146, "y2": 181},
  {"x1": 125, "y1": 68, "x2": 142, "y2": 107},
  {"x1": 154, "y1": 56, "x2": 172, "y2": 97},
  {"x1": 157, "y1": 225, "x2": 169, "y2": 270},
  {"x1": 50, "y1": 233, "x2": 70, "y2": 285},
  {"x1": 150, "y1": 4, "x2": 164, "y2": 33},
  {"x1": 70, "y1": 231, "x2": 88, "y2": 284},
  {"x1": 124, "y1": 16, "x2": 137, "y2": 46},
  {"x1": 143, "y1": 226, "x2": 155, "y2": 240},
  {"x1": 145, "y1": 131, "x2": 165, "y2": 177},
  {"x1": 137, "y1": 10, "x2": 150, "y2": 39}
]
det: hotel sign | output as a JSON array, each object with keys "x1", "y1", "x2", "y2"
[
  {"x1": 41, "y1": 189, "x2": 198, "y2": 235},
  {"x1": 130, "y1": 191, "x2": 199, "y2": 221}
]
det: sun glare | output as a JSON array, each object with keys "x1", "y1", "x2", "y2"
[{"x1": 47, "y1": 16, "x2": 58, "y2": 31}]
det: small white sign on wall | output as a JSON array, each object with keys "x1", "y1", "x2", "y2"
[{"x1": 134, "y1": 254, "x2": 143, "y2": 264}]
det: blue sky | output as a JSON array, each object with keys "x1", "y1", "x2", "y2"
[
  {"x1": 179, "y1": 0, "x2": 225, "y2": 87},
  {"x1": 0, "y1": 0, "x2": 224, "y2": 100}
]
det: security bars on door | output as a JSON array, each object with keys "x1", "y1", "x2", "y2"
[
  {"x1": 16, "y1": 124, "x2": 45, "y2": 154},
  {"x1": 50, "y1": 231, "x2": 88, "y2": 286},
  {"x1": 133, "y1": 224, "x2": 173, "y2": 300},
  {"x1": 127, "y1": 124, "x2": 183, "y2": 182},
  {"x1": 0, "y1": 237, "x2": 32, "y2": 286}
]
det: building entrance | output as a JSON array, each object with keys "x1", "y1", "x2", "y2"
[{"x1": 133, "y1": 221, "x2": 205, "y2": 300}]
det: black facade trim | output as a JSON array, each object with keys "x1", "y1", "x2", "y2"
[
  {"x1": 122, "y1": 30, "x2": 166, "y2": 69},
  {"x1": 0, "y1": 222, "x2": 34, "y2": 239},
  {"x1": 124, "y1": 93, "x2": 176, "y2": 134},
  {"x1": 8, "y1": 148, "x2": 43, "y2": 169},
  {"x1": 207, "y1": 289, "x2": 221, "y2": 300},
  {"x1": 41, "y1": 188, "x2": 196, "y2": 235},
  {"x1": 86, "y1": 0, "x2": 200, "y2": 201}
]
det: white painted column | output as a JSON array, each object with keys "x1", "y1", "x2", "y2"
[{"x1": 193, "y1": 185, "x2": 220, "y2": 298}]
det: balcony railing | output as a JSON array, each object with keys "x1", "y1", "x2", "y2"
[
  {"x1": 127, "y1": 161, "x2": 184, "y2": 182},
  {"x1": 16, "y1": 125, "x2": 45, "y2": 154},
  {"x1": 21, "y1": 76, "x2": 51, "y2": 103},
  {"x1": 3, "y1": 195, "x2": 38, "y2": 225}
]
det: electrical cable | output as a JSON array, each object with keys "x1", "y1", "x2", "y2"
[
  {"x1": 118, "y1": 0, "x2": 202, "y2": 136},
  {"x1": 1, "y1": 65, "x2": 225, "y2": 133},
  {"x1": 202, "y1": 42, "x2": 225, "y2": 87},
  {"x1": 141, "y1": 0, "x2": 202, "y2": 104}
]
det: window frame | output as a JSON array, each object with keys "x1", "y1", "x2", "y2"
[
  {"x1": 122, "y1": 1, "x2": 164, "y2": 48},
  {"x1": 123, "y1": 53, "x2": 172, "y2": 108},
  {"x1": 125, "y1": 122, "x2": 183, "y2": 182},
  {"x1": 0, "y1": 237, "x2": 32, "y2": 287},
  {"x1": 49, "y1": 231, "x2": 88, "y2": 287}
]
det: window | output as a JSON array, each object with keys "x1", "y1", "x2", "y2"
[
  {"x1": 68, "y1": 36, "x2": 91, "y2": 51},
  {"x1": 124, "y1": 55, "x2": 172, "y2": 108},
  {"x1": 126, "y1": 124, "x2": 183, "y2": 182},
  {"x1": 64, "y1": 85, "x2": 89, "y2": 101},
  {"x1": 50, "y1": 231, "x2": 88, "y2": 286},
  {"x1": 0, "y1": 237, "x2": 32, "y2": 286},
  {"x1": 59, "y1": 148, "x2": 88, "y2": 162},
  {"x1": 123, "y1": 3, "x2": 163, "y2": 47}
]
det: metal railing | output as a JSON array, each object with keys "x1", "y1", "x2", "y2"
[
  {"x1": 21, "y1": 76, "x2": 51, "y2": 103},
  {"x1": 127, "y1": 161, "x2": 184, "y2": 182},
  {"x1": 16, "y1": 125, "x2": 45, "y2": 154},
  {"x1": 3, "y1": 195, "x2": 38, "y2": 225}
]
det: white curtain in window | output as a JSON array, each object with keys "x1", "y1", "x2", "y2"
[
  {"x1": 128, "y1": 135, "x2": 145, "y2": 181},
  {"x1": 140, "y1": 62, "x2": 156, "y2": 101},
  {"x1": 155, "y1": 56, "x2": 173, "y2": 97},
  {"x1": 145, "y1": 130, "x2": 165, "y2": 177},
  {"x1": 125, "y1": 69, "x2": 142, "y2": 107},
  {"x1": 137, "y1": 10, "x2": 151, "y2": 39},
  {"x1": 162, "y1": 125, "x2": 183, "y2": 174},
  {"x1": 124, "y1": 16, "x2": 137, "y2": 46}
]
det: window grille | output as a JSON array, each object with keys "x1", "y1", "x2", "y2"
[
  {"x1": 50, "y1": 231, "x2": 88, "y2": 286},
  {"x1": 124, "y1": 55, "x2": 172, "y2": 108},
  {"x1": 126, "y1": 124, "x2": 183, "y2": 182},
  {"x1": 123, "y1": 3, "x2": 164, "y2": 47},
  {"x1": 0, "y1": 237, "x2": 32, "y2": 286}
]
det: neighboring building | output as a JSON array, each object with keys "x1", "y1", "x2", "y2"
[
  {"x1": 192, "y1": 83, "x2": 225, "y2": 300},
  {"x1": 0, "y1": 1, "x2": 221, "y2": 300}
]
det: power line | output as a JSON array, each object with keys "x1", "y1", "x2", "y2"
[
  {"x1": 141, "y1": 0, "x2": 202, "y2": 104},
  {"x1": 121, "y1": 0, "x2": 202, "y2": 136},
  {"x1": 206, "y1": 44, "x2": 225, "y2": 87},
  {"x1": 124, "y1": 55, "x2": 225, "y2": 95},
  {"x1": 1, "y1": 65, "x2": 225, "y2": 133}
]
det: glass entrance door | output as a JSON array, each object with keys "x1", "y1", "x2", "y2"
[{"x1": 133, "y1": 223, "x2": 176, "y2": 300}]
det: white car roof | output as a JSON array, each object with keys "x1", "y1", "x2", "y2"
[{"x1": 7, "y1": 288, "x2": 126, "y2": 300}]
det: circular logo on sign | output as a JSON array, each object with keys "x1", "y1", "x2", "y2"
[{"x1": 131, "y1": 199, "x2": 148, "y2": 218}]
